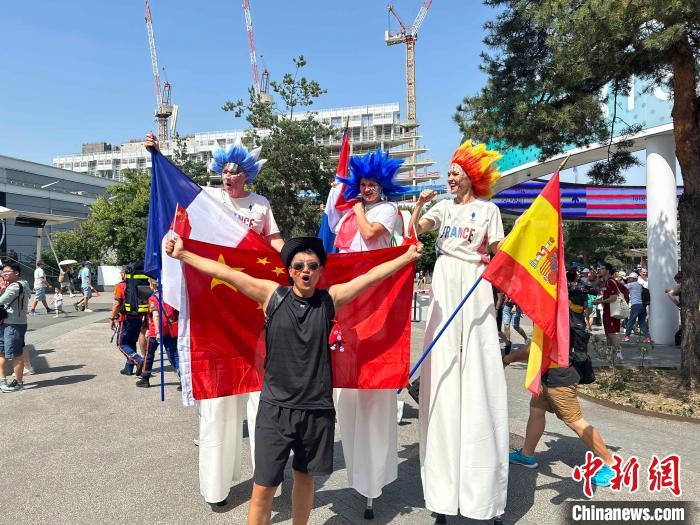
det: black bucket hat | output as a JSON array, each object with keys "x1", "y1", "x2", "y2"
[{"x1": 280, "y1": 237, "x2": 327, "y2": 268}]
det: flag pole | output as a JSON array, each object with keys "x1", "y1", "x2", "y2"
[
  {"x1": 557, "y1": 154, "x2": 571, "y2": 172},
  {"x1": 398, "y1": 275, "x2": 483, "y2": 393}
]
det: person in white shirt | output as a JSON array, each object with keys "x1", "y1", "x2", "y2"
[
  {"x1": 30, "y1": 260, "x2": 52, "y2": 315},
  {"x1": 146, "y1": 132, "x2": 284, "y2": 507},
  {"x1": 330, "y1": 148, "x2": 410, "y2": 518},
  {"x1": 410, "y1": 141, "x2": 507, "y2": 524}
]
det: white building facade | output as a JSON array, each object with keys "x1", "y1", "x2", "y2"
[{"x1": 53, "y1": 103, "x2": 438, "y2": 188}]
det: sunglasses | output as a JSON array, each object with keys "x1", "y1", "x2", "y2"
[{"x1": 291, "y1": 261, "x2": 320, "y2": 272}]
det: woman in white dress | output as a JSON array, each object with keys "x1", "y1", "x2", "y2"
[
  {"x1": 409, "y1": 141, "x2": 508, "y2": 524},
  {"x1": 332, "y1": 149, "x2": 409, "y2": 519}
]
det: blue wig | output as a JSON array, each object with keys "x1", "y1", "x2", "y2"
[
  {"x1": 337, "y1": 149, "x2": 408, "y2": 200},
  {"x1": 209, "y1": 138, "x2": 267, "y2": 183}
]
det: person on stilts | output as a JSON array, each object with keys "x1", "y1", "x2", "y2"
[
  {"x1": 331, "y1": 148, "x2": 410, "y2": 519},
  {"x1": 409, "y1": 141, "x2": 508, "y2": 524}
]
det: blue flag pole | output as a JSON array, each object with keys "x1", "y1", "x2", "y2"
[{"x1": 398, "y1": 275, "x2": 483, "y2": 394}]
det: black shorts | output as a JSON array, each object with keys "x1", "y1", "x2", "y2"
[{"x1": 253, "y1": 401, "x2": 335, "y2": 487}]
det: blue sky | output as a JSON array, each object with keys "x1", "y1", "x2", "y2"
[{"x1": 1, "y1": 0, "x2": 663, "y2": 185}]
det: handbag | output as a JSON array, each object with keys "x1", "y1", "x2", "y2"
[
  {"x1": 609, "y1": 281, "x2": 630, "y2": 319},
  {"x1": 573, "y1": 355, "x2": 595, "y2": 385}
]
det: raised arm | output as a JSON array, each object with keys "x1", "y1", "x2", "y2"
[
  {"x1": 166, "y1": 237, "x2": 278, "y2": 306},
  {"x1": 409, "y1": 190, "x2": 437, "y2": 236},
  {"x1": 329, "y1": 243, "x2": 423, "y2": 311}
]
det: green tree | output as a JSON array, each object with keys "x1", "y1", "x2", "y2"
[
  {"x1": 52, "y1": 169, "x2": 151, "y2": 265},
  {"x1": 564, "y1": 221, "x2": 647, "y2": 268},
  {"x1": 457, "y1": 1, "x2": 700, "y2": 387},
  {"x1": 172, "y1": 134, "x2": 209, "y2": 185},
  {"x1": 222, "y1": 56, "x2": 336, "y2": 237}
]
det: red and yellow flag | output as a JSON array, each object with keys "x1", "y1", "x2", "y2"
[{"x1": 483, "y1": 172, "x2": 569, "y2": 395}]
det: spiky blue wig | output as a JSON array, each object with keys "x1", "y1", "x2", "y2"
[
  {"x1": 209, "y1": 139, "x2": 267, "y2": 183},
  {"x1": 336, "y1": 149, "x2": 408, "y2": 200}
]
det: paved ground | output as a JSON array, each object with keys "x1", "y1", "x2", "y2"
[{"x1": 1, "y1": 296, "x2": 697, "y2": 524}]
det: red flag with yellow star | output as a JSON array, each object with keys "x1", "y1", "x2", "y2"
[{"x1": 181, "y1": 238, "x2": 414, "y2": 399}]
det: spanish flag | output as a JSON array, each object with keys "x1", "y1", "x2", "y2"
[{"x1": 483, "y1": 173, "x2": 569, "y2": 395}]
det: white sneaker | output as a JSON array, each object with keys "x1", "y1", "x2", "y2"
[
  {"x1": 616, "y1": 351, "x2": 624, "y2": 362},
  {"x1": 396, "y1": 400, "x2": 405, "y2": 424},
  {"x1": 83, "y1": 308, "x2": 93, "y2": 312},
  {"x1": 23, "y1": 366, "x2": 34, "y2": 375}
]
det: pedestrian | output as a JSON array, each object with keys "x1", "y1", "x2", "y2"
[
  {"x1": 30, "y1": 260, "x2": 52, "y2": 315},
  {"x1": 502, "y1": 297, "x2": 528, "y2": 354},
  {"x1": 109, "y1": 266, "x2": 145, "y2": 376},
  {"x1": 51, "y1": 287, "x2": 65, "y2": 317},
  {"x1": 331, "y1": 148, "x2": 410, "y2": 517},
  {"x1": 0, "y1": 262, "x2": 30, "y2": 392},
  {"x1": 638, "y1": 267, "x2": 648, "y2": 288},
  {"x1": 593, "y1": 263, "x2": 629, "y2": 362},
  {"x1": 505, "y1": 269, "x2": 616, "y2": 489},
  {"x1": 624, "y1": 272, "x2": 652, "y2": 343},
  {"x1": 165, "y1": 234, "x2": 422, "y2": 525},
  {"x1": 136, "y1": 279, "x2": 179, "y2": 388},
  {"x1": 146, "y1": 131, "x2": 285, "y2": 507},
  {"x1": 409, "y1": 140, "x2": 507, "y2": 523},
  {"x1": 75, "y1": 261, "x2": 95, "y2": 312}
]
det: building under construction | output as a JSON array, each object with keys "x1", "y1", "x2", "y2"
[{"x1": 52, "y1": 102, "x2": 438, "y2": 191}]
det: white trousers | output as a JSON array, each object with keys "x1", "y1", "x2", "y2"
[
  {"x1": 419, "y1": 256, "x2": 509, "y2": 519},
  {"x1": 336, "y1": 388, "x2": 398, "y2": 498}
]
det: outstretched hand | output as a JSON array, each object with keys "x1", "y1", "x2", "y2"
[
  {"x1": 165, "y1": 236, "x2": 185, "y2": 259},
  {"x1": 145, "y1": 131, "x2": 159, "y2": 152},
  {"x1": 417, "y1": 190, "x2": 437, "y2": 205}
]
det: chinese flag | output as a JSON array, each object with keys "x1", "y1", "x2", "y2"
[{"x1": 182, "y1": 238, "x2": 414, "y2": 400}]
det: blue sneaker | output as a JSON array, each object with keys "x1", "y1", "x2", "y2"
[
  {"x1": 509, "y1": 448, "x2": 538, "y2": 468},
  {"x1": 592, "y1": 464, "x2": 614, "y2": 487}
]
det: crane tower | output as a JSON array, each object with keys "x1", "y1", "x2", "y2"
[
  {"x1": 145, "y1": 0, "x2": 173, "y2": 141},
  {"x1": 242, "y1": 0, "x2": 273, "y2": 104},
  {"x1": 385, "y1": 0, "x2": 433, "y2": 183}
]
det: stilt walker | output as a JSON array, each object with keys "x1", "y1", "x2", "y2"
[
  {"x1": 332, "y1": 149, "x2": 410, "y2": 519},
  {"x1": 146, "y1": 131, "x2": 284, "y2": 505},
  {"x1": 409, "y1": 141, "x2": 508, "y2": 524}
]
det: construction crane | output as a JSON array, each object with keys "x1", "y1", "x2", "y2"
[
  {"x1": 385, "y1": 0, "x2": 432, "y2": 128},
  {"x1": 242, "y1": 0, "x2": 273, "y2": 104},
  {"x1": 145, "y1": 0, "x2": 173, "y2": 141}
]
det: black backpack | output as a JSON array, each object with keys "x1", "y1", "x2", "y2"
[
  {"x1": 0, "y1": 282, "x2": 25, "y2": 321},
  {"x1": 123, "y1": 261, "x2": 150, "y2": 315}
]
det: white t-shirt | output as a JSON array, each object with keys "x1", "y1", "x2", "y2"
[
  {"x1": 638, "y1": 276, "x2": 648, "y2": 289},
  {"x1": 34, "y1": 267, "x2": 46, "y2": 290},
  {"x1": 334, "y1": 201, "x2": 398, "y2": 252},
  {"x1": 422, "y1": 198, "x2": 504, "y2": 263},
  {"x1": 202, "y1": 187, "x2": 280, "y2": 238}
]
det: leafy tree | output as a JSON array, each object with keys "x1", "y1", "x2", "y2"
[
  {"x1": 564, "y1": 221, "x2": 647, "y2": 268},
  {"x1": 52, "y1": 169, "x2": 151, "y2": 265},
  {"x1": 222, "y1": 56, "x2": 336, "y2": 238},
  {"x1": 172, "y1": 134, "x2": 209, "y2": 185},
  {"x1": 457, "y1": 1, "x2": 700, "y2": 387}
]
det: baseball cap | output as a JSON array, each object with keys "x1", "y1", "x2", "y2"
[{"x1": 629, "y1": 272, "x2": 639, "y2": 278}]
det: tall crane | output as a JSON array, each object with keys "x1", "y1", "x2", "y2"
[
  {"x1": 145, "y1": 0, "x2": 173, "y2": 141},
  {"x1": 385, "y1": 0, "x2": 432, "y2": 128},
  {"x1": 242, "y1": 0, "x2": 273, "y2": 104}
]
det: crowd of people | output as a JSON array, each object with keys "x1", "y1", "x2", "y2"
[
  {"x1": 1, "y1": 129, "x2": 683, "y2": 525},
  {"x1": 0, "y1": 257, "x2": 99, "y2": 392}
]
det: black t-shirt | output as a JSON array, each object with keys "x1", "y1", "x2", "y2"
[{"x1": 261, "y1": 286, "x2": 335, "y2": 410}]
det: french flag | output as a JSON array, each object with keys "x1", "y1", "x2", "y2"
[
  {"x1": 318, "y1": 126, "x2": 358, "y2": 252},
  {"x1": 144, "y1": 151, "x2": 272, "y2": 405}
]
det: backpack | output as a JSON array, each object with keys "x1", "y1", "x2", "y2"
[
  {"x1": 123, "y1": 261, "x2": 150, "y2": 315},
  {"x1": 0, "y1": 282, "x2": 25, "y2": 321},
  {"x1": 641, "y1": 286, "x2": 650, "y2": 306}
]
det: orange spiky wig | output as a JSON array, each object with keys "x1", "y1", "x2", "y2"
[{"x1": 450, "y1": 140, "x2": 502, "y2": 199}]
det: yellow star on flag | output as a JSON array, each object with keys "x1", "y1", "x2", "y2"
[
  {"x1": 257, "y1": 257, "x2": 270, "y2": 266},
  {"x1": 210, "y1": 254, "x2": 244, "y2": 292},
  {"x1": 272, "y1": 266, "x2": 285, "y2": 276}
]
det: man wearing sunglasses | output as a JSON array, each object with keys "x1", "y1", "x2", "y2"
[{"x1": 165, "y1": 234, "x2": 421, "y2": 525}]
